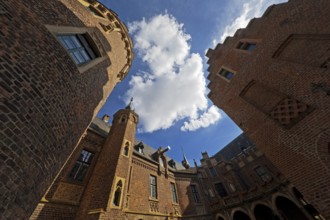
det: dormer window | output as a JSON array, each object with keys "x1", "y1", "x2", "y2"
[
  {"x1": 168, "y1": 159, "x2": 176, "y2": 169},
  {"x1": 135, "y1": 142, "x2": 144, "y2": 154}
]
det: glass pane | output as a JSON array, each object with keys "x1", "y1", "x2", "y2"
[
  {"x1": 63, "y1": 36, "x2": 76, "y2": 49},
  {"x1": 69, "y1": 162, "x2": 81, "y2": 179},
  {"x1": 71, "y1": 35, "x2": 82, "y2": 47},
  {"x1": 226, "y1": 72, "x2": 234, "y2": 79},
  {"x1": 80, "y1": 49, "x2": 91, "y2": 61},
  {"x1": 246, "y1": 43, "x2": 256, "y2": 51},
  {"x1": 150, "y1": 176, "x2": 155, "y2": 185},
  {"x1": 76, "y1": 164, "x2": 89, "y2": 181},
  {"x1": 73, "y1": 51, "x2": 86, "y2": 64}
]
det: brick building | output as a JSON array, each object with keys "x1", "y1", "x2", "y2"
[
  {"x1": 206, "y1": 0, "x2": 330, "y2": 219},
  {"x1": 0, "y1": 0, "x2": 133, "y2": 219},
  {"x1": 30, "y1": 106, "x2": 322, "y2": 220},
  {"x1": 2, "y1": 0, "x2": 329, "y2": 219}
]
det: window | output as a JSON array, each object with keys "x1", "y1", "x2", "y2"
[
  {"x1": 255, "y1": 166, "x2": 271, "y2": 182},
  {"x1": 170, "y1": 183, "x2": 178, "y2": 203},
  {"x1": 209, "y1": 167, "x2": 217, "y2": 177},
  {"x1": 150, "y1": 175, "x2": 157, "y2": 199},
  {"x1": 123, "y1": 143, "x2": 129, "y2": 156},
  {"x1": 69, "y1": 149, "x2": 94, "y2": 181},
  {"x1": 214, "y1": 183, "x2": 228, "y2": 197},
  {"x1": 237, "y1": 42, "x2": 256, "y2": 51},
  {"x1": 190, "y1": 185, "x2": 201, "y2": 203},
  {"x1": 168, "y1": 159, "x2": 176, "y2": 169},
  {"x1": 218, "y1": 68, "x2": 235, "y2": 80},
  {"x1": 113, "y1": 180, "x2": 123, "y2": 206},
  {"x1": 208, "y1": 188, "x2": 215, "y2": 197},
  {"x1": 57, "y1": 34, "x2": 97, "y2": 65},
  {"x1": 229, "y1": 183, "x2": 236, "y2": 192}
]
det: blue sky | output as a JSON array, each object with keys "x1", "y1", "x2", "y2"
[{"x1": 97, "y1": 0, "x2": 287, "y2": 165}]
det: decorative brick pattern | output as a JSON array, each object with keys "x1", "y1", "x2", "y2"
[{"x1": 270, "y1": 98, "x2": 311, "y2": 128}]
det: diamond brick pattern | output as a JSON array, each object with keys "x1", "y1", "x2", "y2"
[{"x1": 270, "y1": 98, "x2": 310, "y2": 128}]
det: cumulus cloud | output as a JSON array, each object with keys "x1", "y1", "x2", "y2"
[
  {"x1": 181, "y1": 106, "x2": 222, "y2": 131},
  {"x1": 213, "y1": 0, "x2": 287, "y2": 46},
  {"x1": 127, "y1": 13, "x2": 221, "y2": 133}
]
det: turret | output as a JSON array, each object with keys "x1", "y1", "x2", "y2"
[{"x1": 76, "y1": 102, "x2": 139, "y2": 219}]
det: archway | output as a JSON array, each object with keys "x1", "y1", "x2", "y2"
[
  {"x1": 254, "y1": 204, "x2": 278, "y2": 220},
  {"x1": 217, "y1": 217, "x2": 225, "y2": 220},
  {"x1": 233, "y1": 211, "x2": 251, "y2": 220},
  {"x1": 276, "y1": 196, "x2": 309, "y2": 220}
]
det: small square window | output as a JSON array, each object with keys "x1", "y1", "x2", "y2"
[
  {"x1": 237, "y1": 42, "x2": 256, "y2": 51},
  {"x1": 218, "y1": 68, "x2": 235, "y2": 81},
  {"x1": 255, "y1": 166, "x2": 271, "y2": 182},
  {"x1": 57, "y1": 34, "x2": 98, "y2": 65}
]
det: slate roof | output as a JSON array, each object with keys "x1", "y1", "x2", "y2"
[
  {"x1": 133, "y1": 140, "x2": 187, "y2": 171},
  {"x1": 89, "y1": 117, "x2": 111, "y2": 137},
  {"x1": 212, "y1": 133, "x2": 255, "y2": 161}
]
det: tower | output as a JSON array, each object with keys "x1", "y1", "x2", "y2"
[
  {"x1": 75, "y1": 104, "x2": 138, "y2": 219},
  {"x1": 1, "y1": 0, "x2": 133, "y2": 218}
]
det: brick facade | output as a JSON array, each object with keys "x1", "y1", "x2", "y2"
[
  {"x1": 206, "y1": 0, "x2": 330, "y2": 219},
  {"x1": 30, "y1": 109, "x2": 320, "y2": 220},
  {"x1": 0, "y1": 0, "x2": 133, "y2": 218}
]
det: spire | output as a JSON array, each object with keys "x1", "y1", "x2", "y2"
[
  {"x1": 125, "y1": 97, "x2": 133, "y2": 110},
  {"x1": 193, "y1": 159, "x2": 198, "y2": 168},
  {"x1": 181, "y1": 147, "x2": 190, "y2": 169}
]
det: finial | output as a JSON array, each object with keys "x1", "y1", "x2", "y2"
[
  {"x1": 181, "y1": 147, "x2": 190, "y2": 169},
  {"x1": 125, "y1": 97, "x2": 133, "y2": 109}
]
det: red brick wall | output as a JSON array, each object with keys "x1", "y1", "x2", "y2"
[
  {"x1": 207, "y1": 0, "x2": 330, "y2": 218},
  {"x1": 0, "y1": 0, "x2": 131, "y2": 218}
]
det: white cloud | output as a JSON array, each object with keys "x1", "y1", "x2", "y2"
[
  {"x1": 213, "y1": 0, "x2": 287, "y2": 46},
  {"x1": 127, "y1": 13, "x2": 221, "y2": 133},
  {"x1": 181, "y1": 105, "x2": 222, "y2": 132}
]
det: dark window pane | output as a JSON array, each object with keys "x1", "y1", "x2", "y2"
[
  {"x1": 215, "y1": 183, "x2": 228, "y2": 197},
  {"x1": 209, "y1": 167, "x2": 217, "y2": 177},
  {"x1": 245, "y1": 43, "x2": 256, "y2": 51},
  {"x1": 171, "y1": 183, "x2": 178, "y2": 203},
  {"x1": 218, "y1": 68, "x2": 235, "y2": 80},
  {"x1": 69, "y1": 149, "x2": 94, "y2": 181},
  {"x1": 190, "y1": 185, "x2": 201, "y2": 203}
]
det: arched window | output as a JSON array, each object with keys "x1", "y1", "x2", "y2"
[
  {"x1": 120, "y1": 115, "x2": 127, "y2": 123},
  {"x1": 123, "y1": 142, "x2": 129, "y2": 156},
  {"x1": 113, "y1": 180, "x2": 123, "y2": 206}
]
